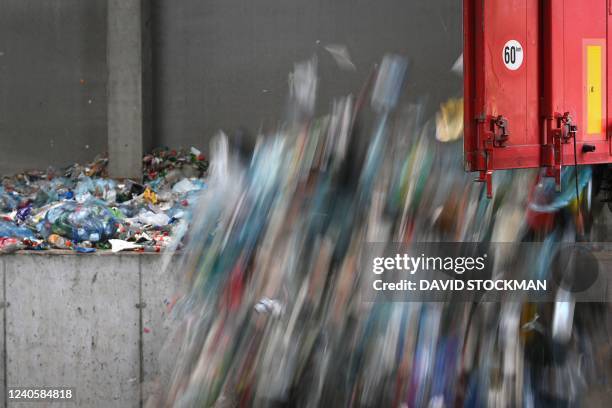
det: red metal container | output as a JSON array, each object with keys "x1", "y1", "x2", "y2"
[{"x1": 464, "y1": 0, "x2": 611, "y2": 196}]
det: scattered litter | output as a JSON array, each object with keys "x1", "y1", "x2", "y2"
[
  {"x1": 0, "y1": 219, "x2": 35, "y2": 239},
  {"x1": 451, "y1": 53, "x2": 463, "y2": 75},
  {"x1": 143, "y1": 187, "x2": 158, "y2": 204},
  {"x1": 0, "y1": 237, "x2": 25, "y2": 254},
  {"x1": 75, "y1": 246, "x2": 96, "y2": 254},
  {"x1": 254, "y1": 297, "x2": 283, "y2": 316},
  {"x1": 0, "y1": 148, "x2": 208, "y2": 253},
  {"x1": 133, "y1": 211, "x2": 170, "y2": 228},
  {"x1": 324, "y1": 44, "x2": 356, "y2": 71},
  {"x1": 109, "y1": 239, "x2": 142, "y2": 253},
  {"x1": 47, "y1": 234, "x2": 73, "y2": 250},
  {"x1": 171, "y1": 178, "x2": 200, "y2": 194},
  {"x1": 435, "y1": 97, "x2": 464, "y2": 142}
]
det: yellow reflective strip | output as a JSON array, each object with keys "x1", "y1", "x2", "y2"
[{"x1": 587, "y1": 45, "x2": 602, "y2": 134}]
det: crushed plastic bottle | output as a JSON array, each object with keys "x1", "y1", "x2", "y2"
[{"x1": 47, "y1": 233, "x2": 73, "y2": 250}]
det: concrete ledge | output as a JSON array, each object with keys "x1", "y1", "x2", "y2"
[{"x1": 6, "y1": 250, "x2": 167, "y2": 256}]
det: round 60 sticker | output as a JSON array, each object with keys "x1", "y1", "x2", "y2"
[{"x1": 502, "y1": 40, "x2": 524, "y2": 71}]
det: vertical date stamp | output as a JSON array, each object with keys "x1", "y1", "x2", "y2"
[{"x1": 8, "y1": 387, "x2": 75, "y2": 402}]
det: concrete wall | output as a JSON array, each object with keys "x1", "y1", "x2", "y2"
[
  {"x1": 0, "y1": 0, "x2": 107, "y2": 176},
  {"x1": 152, "y1": 0, "x2": 463, "y2": 149},
  {"x1": 0, "y1": 0, "x2": 462, "y2": 174},
  {"x1": 0, "y1": 253, "x2": 180, "y2": 408}
]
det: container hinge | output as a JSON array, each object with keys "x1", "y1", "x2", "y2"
[{"x1": 473, "y1": 116, "x2": 499, "y2": 199}]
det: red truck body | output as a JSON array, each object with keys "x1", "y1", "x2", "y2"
[{"x1": 464, "y1": 0, "x2": 612, "y2": 196}]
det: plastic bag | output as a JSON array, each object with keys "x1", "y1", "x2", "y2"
[
  {"x1": 172, "y1": 178, "x2": 204, "y2": 194},
  {"x1": 40, "y1": 201, "x2": 118, "y2": 242},
  {"x1": 75, "y1": 176, "x2": 117, "y2": 203},
  {"x1": 133, "y1": 211, "x2": 170, "y2": 227},
  {"x1": 0, "y1": 237, "x2": 25, "y2": 254},
  {"x1": 0, "y1": 219, "x2": 35, "y2": 239}
]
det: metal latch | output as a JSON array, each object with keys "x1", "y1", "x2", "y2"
[
  {"x1": 558, "y1": 112, "x2": 577, "y2": 143},
  {"x1": 549, "y1": 112, "x2": 578, "y2": 191},
  {"x1": 492, "y1": 115, "x2": 509, "y2": 147}
]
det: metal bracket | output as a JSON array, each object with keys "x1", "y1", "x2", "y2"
[
  {"x1": 550, "y1": 112, "x2": 577, "y2": 191},
  {"x1": 476, "y1": 168, "x2": 494, "y2": 199},
  {"x1": 473, "y1": 115, "x2": 502, "y2": 199}
]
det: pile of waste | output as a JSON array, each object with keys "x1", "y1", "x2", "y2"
[
  {"x1": 0, "y1": 147, "x2": 208, "y2": 254},
  {"x1": 148, "y1": 56, "x2": 610, "y2": 407}
]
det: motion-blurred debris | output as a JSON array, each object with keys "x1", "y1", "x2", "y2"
[
  {"x1": 149, "y1": 55, "x2": 609, "y2": 407},
  {"x1": 324, "y1": 44, "x2": 356, "y2": 71}
]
